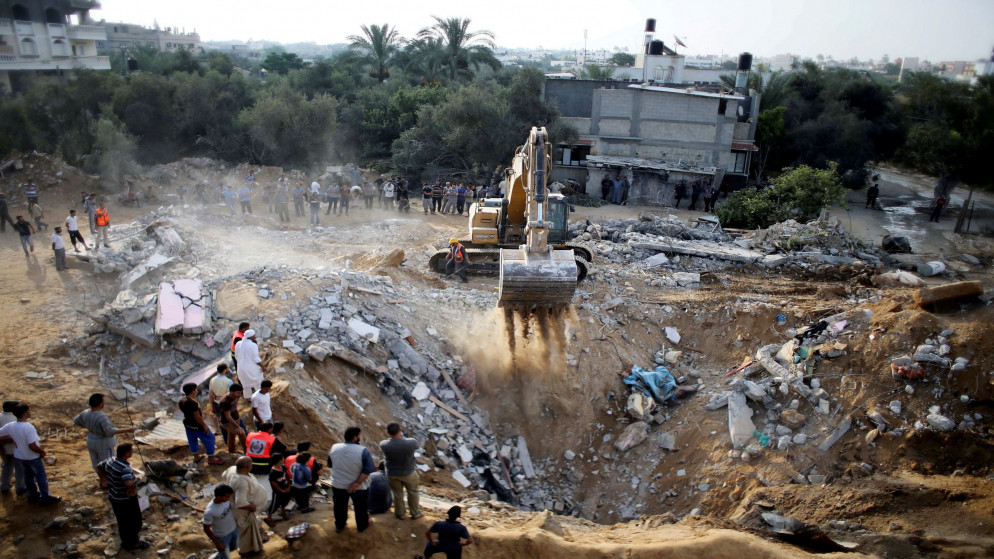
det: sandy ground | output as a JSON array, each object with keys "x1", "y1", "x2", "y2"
[{"x1": 1, "y1": 157, "x2": 993, "y2": 559}]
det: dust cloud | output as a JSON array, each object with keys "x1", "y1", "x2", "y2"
[{"x1": 452, "y1": 304, "x2": 577, "y2": 420}]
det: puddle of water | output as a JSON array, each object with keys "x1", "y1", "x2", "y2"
[{"x1": 881, "y1": 204, "x2": 927, "y2": 251}]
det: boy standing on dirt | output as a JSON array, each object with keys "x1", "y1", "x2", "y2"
[
  {"x1": 65, "y1": 209, "x2": 87, "y2": 252},
  {"x1": 97, "y1": 443, "x2": 151, "y2": 551},
  {"x1": 203, "y1": 484, "x2": 238, "y2": 559},
  {"x1": 0, "y1": 404, "x2": 62, "y2": 505},
  {"x1": 178, "y1": 383, "x2": 224, "y2": 466},
  {"x1": 13, "y1": 215, "x2": 35, "y2": 257}
]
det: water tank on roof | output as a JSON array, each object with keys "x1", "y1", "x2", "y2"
[
  {"x1": 648, "y1": 40, "x2": 665, "y2": 55},
  {"x1": 645, "y1": 19, "x2": 656, "y2": 33},
  {"x1": 737, "y1": 52, "x2": 753, "y2": 72}
]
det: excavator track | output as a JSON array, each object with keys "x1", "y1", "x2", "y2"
[{"x1": 430, "y1": 247, "x2": 588, "y2": 282}]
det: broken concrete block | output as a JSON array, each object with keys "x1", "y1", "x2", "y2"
[
  {"x1": 664, "y1": 327, "x2": 680, "y2": 344},
  {"x1": 673, "y1": 272, "x2": 701, "y2": 286},
  {"x1": 451, "y1": 470, "x2": 472, "y2": 488},
  {"x1": 817, "y1": 417, "x2": 852, "y2": 451},
  {"x1": 516, "y1": 437, "x2": 535, "y2": 478},
  {"x1": 914, "y1": 280, "x2": 984, "y2": 309},
  {"x1": 306, "y1": 345, "x2": 329, "y2": 361},
  {"x1": 614, "y1": 422, "x2": 649, "y2": 452},
  {"x1": 412, "y1": 382, "x2": 431, "y2": 401},
  {"x1": 728, "y1": 391, "x2": 756, "y2": 450},
  {"x1": 297, "y1": 329, "x2": 314, "y2": 341},
  {"x1": 656, "y1": 432, "x2": 677, "y2": 451},
  {"x1": 762, "y1": 255, "x2": 787, "y2": 267},
  {"x1": 108, "y1": 321, "x2": 157, "y2": 348},
  {"x1": 642, "y1": 253, "x2": 670, "y2": 269},
  {"x1": 705, "y1": 392, "x2": 729, "y2": 410},
  {"x1": 926, "y1": 412, "x2": 955, "y2": 431},
  {"x1": 626, "y1": 392, "x2": 655, "y2": 421},
  {"x1": 347, "y1": 318, "x2": 380, "y2": 343}
]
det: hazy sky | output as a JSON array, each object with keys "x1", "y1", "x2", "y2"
[{"x1": 94, "y1": 0, "x2": 993, "y2": 61}]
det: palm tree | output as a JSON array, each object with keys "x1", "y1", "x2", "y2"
[
  {"x1": 397, "y1": 36, "x2": 447, "y2": 84},
  {"x1": 418, "y1": 16, "x2": 500, "y2": 81},
  {"x1": 718, "y1": 71, "x2": 790, "y2": 110},
  {"x1": 347, "y1": 24, "x2": 403, "y2": 83}
]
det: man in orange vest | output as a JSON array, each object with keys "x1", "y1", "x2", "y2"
[
  {"x1": 245, "y1": 422, "x2": 276, "y2": 475},
  {"x1": 445, "y1": 238, "x2": 469, "y2": 283},
  {"x1": 94, "y1": 202, "x2": 111, "y2": 249},
  {"x1": 230, "y1": 322, "x2": 249, "y2": 372}
]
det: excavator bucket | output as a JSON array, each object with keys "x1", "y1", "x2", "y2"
[{"x1": 498, "y1": 247, "x2": 577, "y2": 307}]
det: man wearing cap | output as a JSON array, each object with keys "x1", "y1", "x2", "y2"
[
  {"x1": 444, "y1": 238, "x2": 468, "y2": 283},
  {"x1": 234, "y1": 329, "x2": 265, "y2": 397}
]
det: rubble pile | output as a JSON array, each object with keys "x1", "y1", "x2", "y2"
[
  {"x1": 77, "y1": 209, "x2": 187, "y2": 280},
  {"x1": 752, "y1": 214, "x2": 864, "y2": 257}
]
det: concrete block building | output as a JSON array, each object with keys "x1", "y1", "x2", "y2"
[
  {"x1": 0, "y1": 0, "x2": 109, "y2": 93},
  {"x1": 546, "y1": 76, "x2": 759, "y2": 205},
  {"x1": 544, "y1": 18, "x2": 759, "y2": 205}
]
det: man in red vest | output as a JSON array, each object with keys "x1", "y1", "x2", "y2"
[
  {"x1": 445, "y1": 238, "x2": 469, "y2": 283},
  {"x1": 230, "y1": 322, "x2": 249, "y2": 372},
  {"x1": 245, "y1": 422, "x2": 276, "y2": 475}
]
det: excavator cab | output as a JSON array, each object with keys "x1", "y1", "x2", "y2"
[{"x1": 497, "y1": 127, "x2": 578, "y2": 308}]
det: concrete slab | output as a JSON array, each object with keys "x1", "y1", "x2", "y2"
[
  {"x1": 347, "y1": 318, "x2": 380, "y2": 343},
  {"x1": 108, "y1": 320, "x2": 157, "y2": 348},
  {"x1": 630, "y1": 238, "x2": 765, "y2": 263}
]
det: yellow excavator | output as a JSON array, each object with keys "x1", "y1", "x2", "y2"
[{"x1": 429, "y1": 127, "x2": 592, "y2": 307}]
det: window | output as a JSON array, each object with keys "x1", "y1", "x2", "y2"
[
  {"x1": 559, "y1": 145, "x2": 591, "y2": 166},
  {"x1": 45, "y1": 8, "x2": 62, "y2": 24},
  {"x1": 52, "y1": 39, "x2": 69, "y2": 57},
  {"x1": 732, "y1": 151, "x2": 748, "y2": 174},
  {"x1": 12, "y1": 4, "x2": 30, "y2": 21},
  {"x1": 19, "y1": 37, "x2": 38, "y2": 56}
]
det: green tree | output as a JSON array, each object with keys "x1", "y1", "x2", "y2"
[
  {"x1": 715, "y1": 162, "x2": 845, "y2": 228},
  {"x1": 237, "y1": 82, "x2": 337, "y2": 167},
  {"x1": 347, "y1": 24, "x2": 403, "y2": 83},
  {"x1": 574, "y1": 64, "x2": 615, "y2": 79},
  {"x1": 417, "y1": 16, "x2": 500, "y2": 82},
  {"x1": 391, "y1": 68, "x2": 566, "y2": 183},
  {"x1": 205, "y1": 52, "x2": 235, "y2": 76},
  {"x1": 609, "y1": 52, "x2": 636, "y2": 66},
  {"x1": 172, "y1": 71, "x2": 257, "y2": 161},
  {"x1": 90, "y1": 116, "x2": 138, "y2": 180},
  {"x1": 262, "y1": 52, "x2": 305, "y2": 75},
  {"x1": 753, "y1": 106, "x2": 786, "y2": 181},
  {"x1": 897, "y1": 72, "x2": 992, "y2": 192},
  {"x1": 111, "y1": 72, "x2": 179, "y2": 162}
]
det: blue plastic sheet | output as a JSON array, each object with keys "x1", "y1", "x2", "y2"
[{"x1": 622, "y1": 365, "x2": 678, "y2": 403}]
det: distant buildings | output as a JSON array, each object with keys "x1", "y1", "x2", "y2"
[
  {"x1": 0, "y1": 0, "x2": 110, "y2": 92},
  {"x1": 96, "y1": 21, "x2": 200, "y2": 54}
]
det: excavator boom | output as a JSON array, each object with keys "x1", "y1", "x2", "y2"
[{"x1": 497, "y1": 127, "x2": 578, "y2": 308}]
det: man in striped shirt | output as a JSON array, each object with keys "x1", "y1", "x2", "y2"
[{"x1": 98, "y1": 443, "x2": 150, "y2": 551}]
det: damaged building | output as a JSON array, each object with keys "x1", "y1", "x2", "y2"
[{"x1": 545, "y1": 19, "x2": 759, "y2": 202}]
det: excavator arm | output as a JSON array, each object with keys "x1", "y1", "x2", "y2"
[{"x1": 497, "y1": 127, "x2": 578, "y2": 307}]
